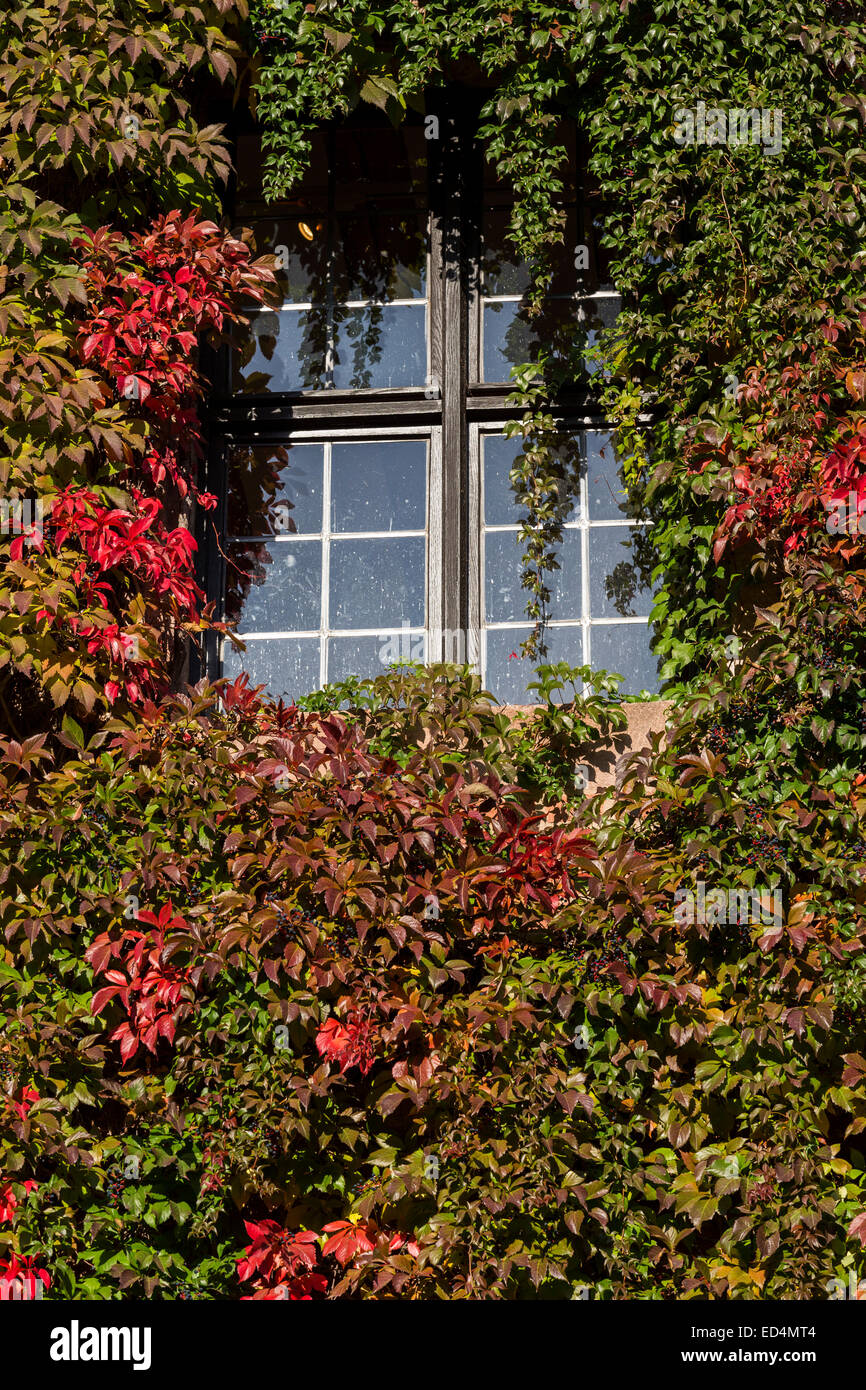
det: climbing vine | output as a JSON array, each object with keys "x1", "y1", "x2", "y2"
[
  {"x1": 251, "y1": 0, "x2": 866, "y2": 670},
  {"x1": 1, "y1": 0, "x2": 866, "y2": 1307}
]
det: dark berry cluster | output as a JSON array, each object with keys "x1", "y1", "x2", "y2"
[
  {"x1": 0, "y1": 1055, "x2": 17, "y2": 1089},
  {"x1": 262, "y1": 894, "x2": 320, "y2": 948},
  {"x1": 106, "y1": 1171, "x2": 128, "y2": 1208},
  {"x1": 175, "y1": 883, "x2": 202, "y2": 909},
  {"x1": 709, "y1": 919, "x2": 752, "y2": 953},
  {"x1": 706, "y1": 722, "x2": 730, "y2": 753},
  {"x1": 251, "y1": 1118, "x2": 282, "y2": 1160},
  {"x1": 570, "y1": 927, "x2": 627, "y2": 982},
  {"x1": 740, "y1": 801, "x2": 785, "y2": 865},
  {"x1": 635, "y1": 804, "x2": 701, "y2": 852},
  {"x1": 744, "y1": 834, "x2": 784, "y2": 866}
]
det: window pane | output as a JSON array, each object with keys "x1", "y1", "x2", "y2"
[
  {"x1": 331, "y1": 440, "x2": 427, "y2": 532},
  {"x1": 484, "y1": 625, "x2": 585, "y2": 704},
  {"x1": 483, "y1": 628, "x2": 534, "y2": 704},
  {"x1": 233, "y1": 309, "x2": 328, "y2": 393},
  {"x1": 583, "y1": 296, "x2": 623, "y2": 379},
  {"x1": 588, "y1": 528, "x2": 655, "y2": 619},
  {"x1": 328, "y1": 631, "x2": 426, "y2": 684},
  {"x1": 223, "y1": 636, "x2": 321, "y2": 703},
  {"x1": 483, "y1": 435, "x2": 581, "y2": 526},
  {"x1": 332, "y1": 305, "x2": 426, "y2": 389},
  {"x1": 485, "y1": 529, "x2": 582, "y2": 623},
  {"x1": 590, "y1": 623, "x2": 660, "y2": 695},
  {"x1": 334, "y1": 211, "x2": 427, "y2": 302},
  {"x1": 228, "y1": 444, "x2": 324, "y2": 538},
  {"x1": 245, "y1": 213, "x2": 328, "y2": 304},
  {"x1": 329, "y1": 536, "x2": 425, "y2": 628},
  {"x1": 482, "y1": 206, "x2": 579, "y2": 297},
  {"x1": 586, "y1": 433, "x2": 635, "y2": 521},
  {"x1": 482, "y1": 299, "x2": 581, "y2": 383},
  {"x1": 227, "y1": 541, "x2": 322, "y2": 632},
  {"x1": 332, "y1": 124, "x2": 427, "y2": 199}
]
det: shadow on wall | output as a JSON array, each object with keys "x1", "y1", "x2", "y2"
[{"x1": 502, "y1": 698, "x2": 672, "y2": 791}]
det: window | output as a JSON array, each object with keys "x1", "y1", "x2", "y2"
[{"x1": 199, "y1": 97, "x2": 659, "y2": 704}]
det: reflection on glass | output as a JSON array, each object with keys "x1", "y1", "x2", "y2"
[
  {"x1": 233, "y1": 310, "x2": 328, "y2": 394},
  {"x1": 226, "y1": 541, "x2": 322, "y2": 632},
  {"x1": 333, "y1": 304, "x2": 426, "y2": 390},
  {"x1": 590, "y1": 623, "x2": 660, "y2": 695},
  {"x1": 330, "y1": 536, "x2": 426, "y2": 628},
  {"x1": 222, "y1": 636, "x2": 321, "y2": 703},
  {"x1": 588, "y1": 528, "x2": 655, "y2": 619},
  {"x1": 228, "y1": 444, "x2": 324, "y2": 538},
  {"x1": 483, "y1": 435, "x2": 581, "y2": 526},
  {"x1": 482, "y1": 206, "x2": 579, "y2": 297},
  {"x1": 245, "y1": 213, "x2": 328, "y2": 303},
  {"x1": 482, "y1": 299, "x2": 578, "y2": 382},
  {"x1": 482, "y1": 296, "x2": 622, "y2": 384},
  {"x1": 334, "y1": 212, "x2": 426, "y2": 302},
  {"x1": 484, "y1": 625, "x2": 585, "y2": 704},
  {"x1": 331, "y1": 440, "x2": 427, "y2": 531},
  {"x1": 485, "y1": 529, "x2": 583, "y2": 623},
  {"x1": 328, "y1": 632, "x2": 426, "y2": 684},
  {"x1": 586, "y1": 432, "x2": 632, "y2": 520}
]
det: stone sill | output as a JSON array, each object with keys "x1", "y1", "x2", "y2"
[{"x1": 501, "y1": 698, "x2": 673, "y2": 790}]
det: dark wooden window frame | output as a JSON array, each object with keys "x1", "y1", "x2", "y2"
[{"x1": 193, "y1": 91, "x2": 603, "y2": 688}]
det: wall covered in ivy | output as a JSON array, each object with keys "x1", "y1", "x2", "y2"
[{"x1": 0, "y1": 0, "x2": 864, "y2": 1304}]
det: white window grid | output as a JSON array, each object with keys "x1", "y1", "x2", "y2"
[
  {"x1": 221, "y1": 426, "x2": 439, "y2": 691},
  {"x1": 470, "y1": 424, "x2": 651, "y2": 695}
]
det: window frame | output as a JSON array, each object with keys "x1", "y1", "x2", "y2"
[{"x1": 196, "y1": 94, "x2": 636, "y2": 700}]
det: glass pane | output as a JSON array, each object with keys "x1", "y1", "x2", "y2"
[
  {"x1": 485, "y1": 529, "x2": 582, "y2": 623},
  {"x1": 586, "y1": 433, "x2": 634, "y2": 521},
  {"x1": 329, "y1": 536, "x2": 425, "y2": 628},
  {"x1": 328, "y1": 631, "x2": 426, "y2": 684},
  {"x1": 334, "y1": 211, "x2": 427, "y2": 302},
  {"x1": 226, "y1": 541, "x2": 322, "y2": 632},
  {"x1": 228, "y1": 444, "x2": 324, "y2": 538},
  {"x1": 222, "y1": 636, "x2": 321, "y2": 703},
  {"x1": 332, "y1": 124, "x2": 427, "y2": 199},
  {"x1": 590, "y1": 623, "x2": 660, "y2": 695},
  {"x1": 484, "y1": 625, "x2": 585, "y2": 705},
  {"x1": 483, "y1": 435, "x2": 581, "y2": 527},
  {"x1": 589, "y1": 527, "x2": 655, "y2": 619},
  {"x1": 331, "y1": 440, "x2": 426, "y2": 533},
  {"x1": 483, "y1": 628, "x2": 534, "y2": 704},
  {"x1": 482, "y1": 299, "x2": 580, "y2": 383},
  {"x1": 482, "y1": 206, "x2": 578, "y2": 297},
  {"x1": 233, "y1": 309, "x2": 328, "y2": 393},
  {"x1": 246, "y1": 213, "x2": 328, "y2": 304},
  {"x1": 332, "y1": 305, "x2": 426, "y2": 389}
]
